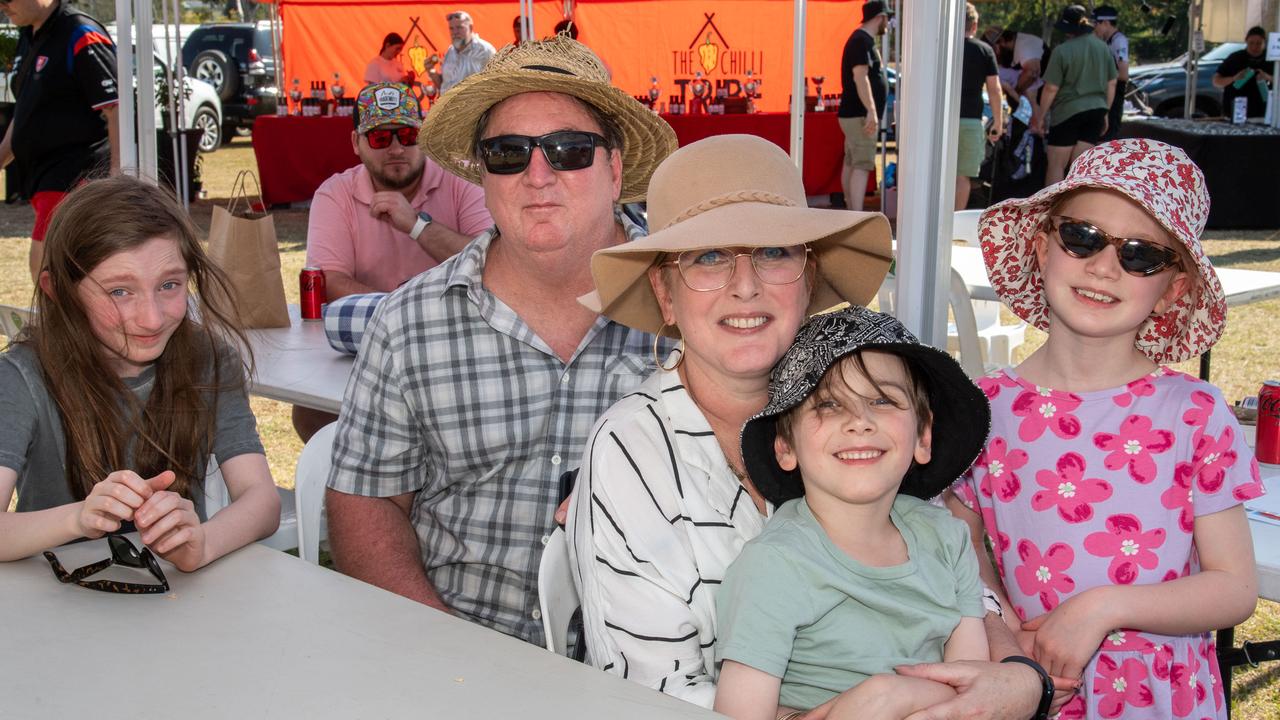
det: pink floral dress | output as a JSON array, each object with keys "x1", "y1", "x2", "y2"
[{"x1": 956, "y1": 368, "x2": 1266, "y2": 719}]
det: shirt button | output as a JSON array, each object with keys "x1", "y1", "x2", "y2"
[
  {"x1": 541, "y1": 535, "x2": 551, "y2": 546},
  {"x1": 560, "y1": 373, "x2": 570, "y2": 384},
  {"x1": 551, "y1": 454, "x2": 562, "y2": 465},
  {"x1": 531, "y1": 608, "x2": 542, "y2": 620}
]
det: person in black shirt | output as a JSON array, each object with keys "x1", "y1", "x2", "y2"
[
  {"x1": 0, "y1": 0, "x2": 119, "y2": 281},
  {"x1": 837, "y1": 0, "x2": 890, "y2": 211},
  {"x1": 956, "y1": 3, "x2": 1002, "y2": 210},
  {"x1": 1213, "y1": 26, "x2": 1273, "y2": 119}
]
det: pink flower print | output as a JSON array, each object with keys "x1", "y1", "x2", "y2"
[
  {"x1": 976, "y1": 373, "x2": 1017, "y2": 401},
  {"x1": 1112, "y1": 375, "x2": 1157, "y2": 407},
  {"x1": 1170, "y1": 646, "x2": 1207, "y2": 717},
  {"x1": 1181, "y1": 390, "x2": 1216, "y2": 441},
  {"x1": 1011, "y1": 387, "x2": 1082, "y2": 442},
  {"x1": 1161, "y1": 462, "x2": 1196, "y2": 534},
  {"x1": 1189, "y1": 427, "x2": 1238, "y2": 494},
  {"x1": 1232, "y1": 458, "x2": 1265, "y2": 502},
  {"x1": 1093, "y1": 654, "x2": 1154, "y2": 718},
  {"x1": 1093, "y1": 415, "x2": 1174, "y2": 484},
  {"x1": 1100, "y1": 630, "x2": 1156, "y2": 655},
  {"x1": 1056, "y1": 695, "x2": 1086, "y2": 720},
  {"x1": 977, "y1": 437, "x2": 1027, "y2": 502},
  {"x1": 1198, "y1": 638, "x2": 1224, "y2": 711},
  {"x1": 1084, "y1": 514, "x2": 1166, "y2": 585},
  {"x1": 1030, "y1": 452, "x2": 1112, "y2": 523},
  {"x1": 1152, "y1": 643, "x2": 1175, "y2": 681},
  {"x1": 1013, "y1": 538, "x2": 1075, "y2": 611}
]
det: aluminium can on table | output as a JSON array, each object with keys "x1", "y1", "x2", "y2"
[
  {"x1": 300, "y1": 267, "x2": 326, "y2": 321},
  {"x1": 1257, "y1": 380, "x2": 1280, "y2": 465}
]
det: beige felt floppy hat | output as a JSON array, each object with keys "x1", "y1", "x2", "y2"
[
  {"x1": 579, "y1": 134, "x2": 894, "y2": 336},
  {"x1": 418, "y1": 35, "x2": 677, "y2": 203}
]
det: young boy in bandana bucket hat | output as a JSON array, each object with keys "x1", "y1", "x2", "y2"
[
  {"x1": 714, "y1": 305, "x2": 995, "y2": 720},
  {"x1": 948, "y1": 138, "x2": 1266, "y2": 719}
]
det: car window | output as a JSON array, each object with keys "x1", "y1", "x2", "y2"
[
  {"x1": 1200, "y1": 42, "x2": 1244, "y2": 63},
  {"x1": 254, "y1": 28, "x2": 275, "y2": 58}
]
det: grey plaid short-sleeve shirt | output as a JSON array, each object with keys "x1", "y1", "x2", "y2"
[{"x1": 328, "y1": 228, "x2": 659, "y2": 645}]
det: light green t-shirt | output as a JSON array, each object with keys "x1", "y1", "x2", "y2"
[
  {"x1": 1042, "y1": 33, "x2": 1117, "y2": 125},
  {"x1": 714, "y1": 495, "x2": 984, "y2": 711}
]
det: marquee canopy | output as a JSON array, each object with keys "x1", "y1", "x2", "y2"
[{"x1": 266, "y1": 0, "x2": 866, "y2": 113}]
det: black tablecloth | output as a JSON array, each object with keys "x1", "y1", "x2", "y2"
[{"x1": 1120, "y1": 118, "x2": 1280, "y2": 229}]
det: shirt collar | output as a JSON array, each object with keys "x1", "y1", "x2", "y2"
[{"x1": 351, "y1": 154, "x2": 444, "y2": 207}]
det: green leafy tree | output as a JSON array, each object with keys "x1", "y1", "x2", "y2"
[{"x1": 973, "y1": 0, "x2": 1192, "y2": 63}]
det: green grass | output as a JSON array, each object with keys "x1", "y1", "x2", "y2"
[{"x1": 1, "y1": 137, "x2": 1276, "y2": 716}]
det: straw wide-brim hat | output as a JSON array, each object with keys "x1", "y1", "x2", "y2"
[
  {"x1": 579, "y1": 134, "x2": 894, "y2": 337},
  {"x1": 419, "y1": 35, "x2": 677, "y2": 203},
  {"x1": 980, "y1": 138, "x2": 1224, "y2": 365}
]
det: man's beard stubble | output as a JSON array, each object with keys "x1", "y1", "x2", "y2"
[{"x1": 372, "y1": 159, "x2": 424, "y2": 191}]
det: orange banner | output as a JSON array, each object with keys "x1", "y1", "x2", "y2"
[{"x1": 276, "y1": 0, "x2": 865, "y2": 114}]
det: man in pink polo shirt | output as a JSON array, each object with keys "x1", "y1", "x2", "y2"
[
  {"x1": 296, "y1": 82, "x2": 492, "y2": 440},
  {"x1": 305, "y1": 82, "x2": 492, "y2": 299}
]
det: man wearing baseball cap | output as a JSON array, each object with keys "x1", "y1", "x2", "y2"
[
  {"x1": 1093, "y1": 5, "x2": 1128, "y2": 140},
  {"x1": 295, "y1": 82, "x2": 491, "y2": 439},
  {"x1": 836, "y1": 0, "x2": 891, "y2": 211}
]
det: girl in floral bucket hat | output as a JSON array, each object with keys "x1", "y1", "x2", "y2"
[{"x1": 949, "y1": 138, "x2": 1266, "y2": 719}]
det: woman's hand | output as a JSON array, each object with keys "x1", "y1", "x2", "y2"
[
  {"x1": 1021, "y1": 588, "x2": 1112, "y2": 682},
  {"x1": 134, "y1": 472, "x2": 209, "y2": 572},
  {"x1": 75, "y1": 470, "x2": 168, "y2": 538}
]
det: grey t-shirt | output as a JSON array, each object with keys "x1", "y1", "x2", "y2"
[{"x1": 0, "y1": 342, "x2": 264, "y2": 520}]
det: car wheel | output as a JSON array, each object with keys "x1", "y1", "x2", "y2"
[
  {"x1": 191, "y1": 49, "x2": 240, "y2": 102},
  {"x1": 193, "y1": 105, "x2": 220, "y2": 152}
]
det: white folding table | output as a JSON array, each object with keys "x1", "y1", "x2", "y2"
[{"x1": 244, "y1": 305, "x2": 354, "y2": 414}]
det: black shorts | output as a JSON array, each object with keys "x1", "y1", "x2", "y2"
[{"x1": 1047, "y1": 107, "x2": 1107, "y2": 147}]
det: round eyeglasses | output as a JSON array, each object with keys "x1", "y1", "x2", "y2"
[{"x1": 664, "y1": 246, "x2": 811, "y2": 292}]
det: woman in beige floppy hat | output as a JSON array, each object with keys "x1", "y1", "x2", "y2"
[{"x1": 564, "y1": 134, "x2": 893, "y2": 708}]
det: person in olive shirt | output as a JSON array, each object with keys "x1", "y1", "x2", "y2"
[
  {"x1": 1214, "y1": 26, "x2": 1273, "y2": 119},
  {"x1": 836, "y1": 0, "x2": 890, "y2": 212},
  {"x1": 955, "y1": 3, "x2": 1002, "y2": 211},
  {"x1": 1030, "y1": 5, "x2": 1115, "y2": 184}
]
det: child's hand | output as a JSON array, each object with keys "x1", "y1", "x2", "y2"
[
  {"x1": 75, "y1": 470, "x2": 160, "y2": 538},
  {"x1": 1021, "y1": 589, "x2": 1113, "y2": 682},
  {"x1": 134, "y1": 472, "x2": 209, "y2": 572}
]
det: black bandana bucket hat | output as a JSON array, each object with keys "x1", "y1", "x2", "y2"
[{"x1": 741, "y1": 305, "x2": 991, "y2": 506}]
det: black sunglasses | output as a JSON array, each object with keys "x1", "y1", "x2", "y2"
[
  {"x1": 1051, "y1": 217, "x2": 1182, "y2": 277},
  {"x1": 478, "y1": 131, "x2": 608, "y2": 175},
  {"x1": 44, "y1": 534, "x2": 170, "y2": 594},
  {"x1": 365, "y1": 126, "x2": 419, "y2": 150}
]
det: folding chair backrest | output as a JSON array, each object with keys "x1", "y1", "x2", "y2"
[{"x1": 294, "y1": 422, "x2": 337, "y2": 564}]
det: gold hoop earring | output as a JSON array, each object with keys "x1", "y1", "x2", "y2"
[{"x1": 653, "y1": 322, "x2": 685, "y2": 372}]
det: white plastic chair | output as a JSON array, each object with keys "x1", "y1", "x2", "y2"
[
  {"x1": 538, "y1": 526, "x2": 580, "y2": 655},
  {"x1": 0, "y1": 304, "x2": 33, "y2": 340},
  {"x1": 948, "y1": 268, "x2": 988, "y2": 379},
  {"x1": 203, "y1": 457, "x2": 299, "y2": 553},
  {"x1": 948, "y1": 210, "x2": 1026, "y2": 367},
  {"x1": 293, "y1": 422, "x2": 336, "y2": 564}
]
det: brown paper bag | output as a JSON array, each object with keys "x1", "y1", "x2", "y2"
[{"x1": 206, "y1": 171, "x2": 290, "y2": 329}]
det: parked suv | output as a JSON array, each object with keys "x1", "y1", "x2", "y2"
[
  {"x1": 181, "y1": 21, "x2": 278, "y2": 138},
  {"x1": 1128, "y1": 42, "x2": 1244, "y2": 118}
]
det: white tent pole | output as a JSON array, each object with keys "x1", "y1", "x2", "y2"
[
  {"x1": 1184, "y1": 0, "x2": 1202, "y2": 118},
  {"x1": 894, "y1": 0, "x2": 965, "y2": 346},
  {"x1": 114, "y1": 0, "x2": 136, "y2": 176},
  {"x1": 1272, "y1": 9, "x2": 1280, "y2": 128},
  {"x1": 788, "y1": 0, "x2": 807, "y2": 171},
  {"x1": 160, "y1": 0, "x2": 182, "y2": 205},
  {"x1": 136, "y1": 0, "x2": 159, "y2": 183},
  {"x1": 271, "y1": 1, "x2": 284, "y2": 99}
]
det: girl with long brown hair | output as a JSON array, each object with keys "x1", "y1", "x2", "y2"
[{"x1": 0, "y1": 175, "x2": 279, "y2": 571}]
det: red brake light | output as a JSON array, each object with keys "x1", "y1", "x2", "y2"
[{"x1": 249, "y1": 48, "x2": 260, "y2": 62}]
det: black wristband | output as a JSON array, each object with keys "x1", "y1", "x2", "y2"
[{"x1": 1001, "y1": 655, "x2": 1054, "y2": 720}]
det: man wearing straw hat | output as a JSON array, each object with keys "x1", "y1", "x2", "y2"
[{"x1": 324, "y1": 36, "x2": 678, "y2": 647}]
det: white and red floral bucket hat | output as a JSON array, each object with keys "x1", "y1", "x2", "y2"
[{"x1": 978, "y1": 138, "x2": 1226, "y2": 365}]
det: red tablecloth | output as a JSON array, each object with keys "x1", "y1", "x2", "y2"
[
  {"x1": 660, "y1": 111, "x2": 845, "y2": 196},
  {"x1": 252, "y1": 115, "x2": 358, "y2": 207}
]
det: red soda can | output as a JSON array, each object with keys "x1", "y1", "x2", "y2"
[
  {"x1": 300, "y1": 267, "x2": 326, "y2": 321},
  {"x1": 1257, "y1": 380, "x2": 1280, "y2": 465}
]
